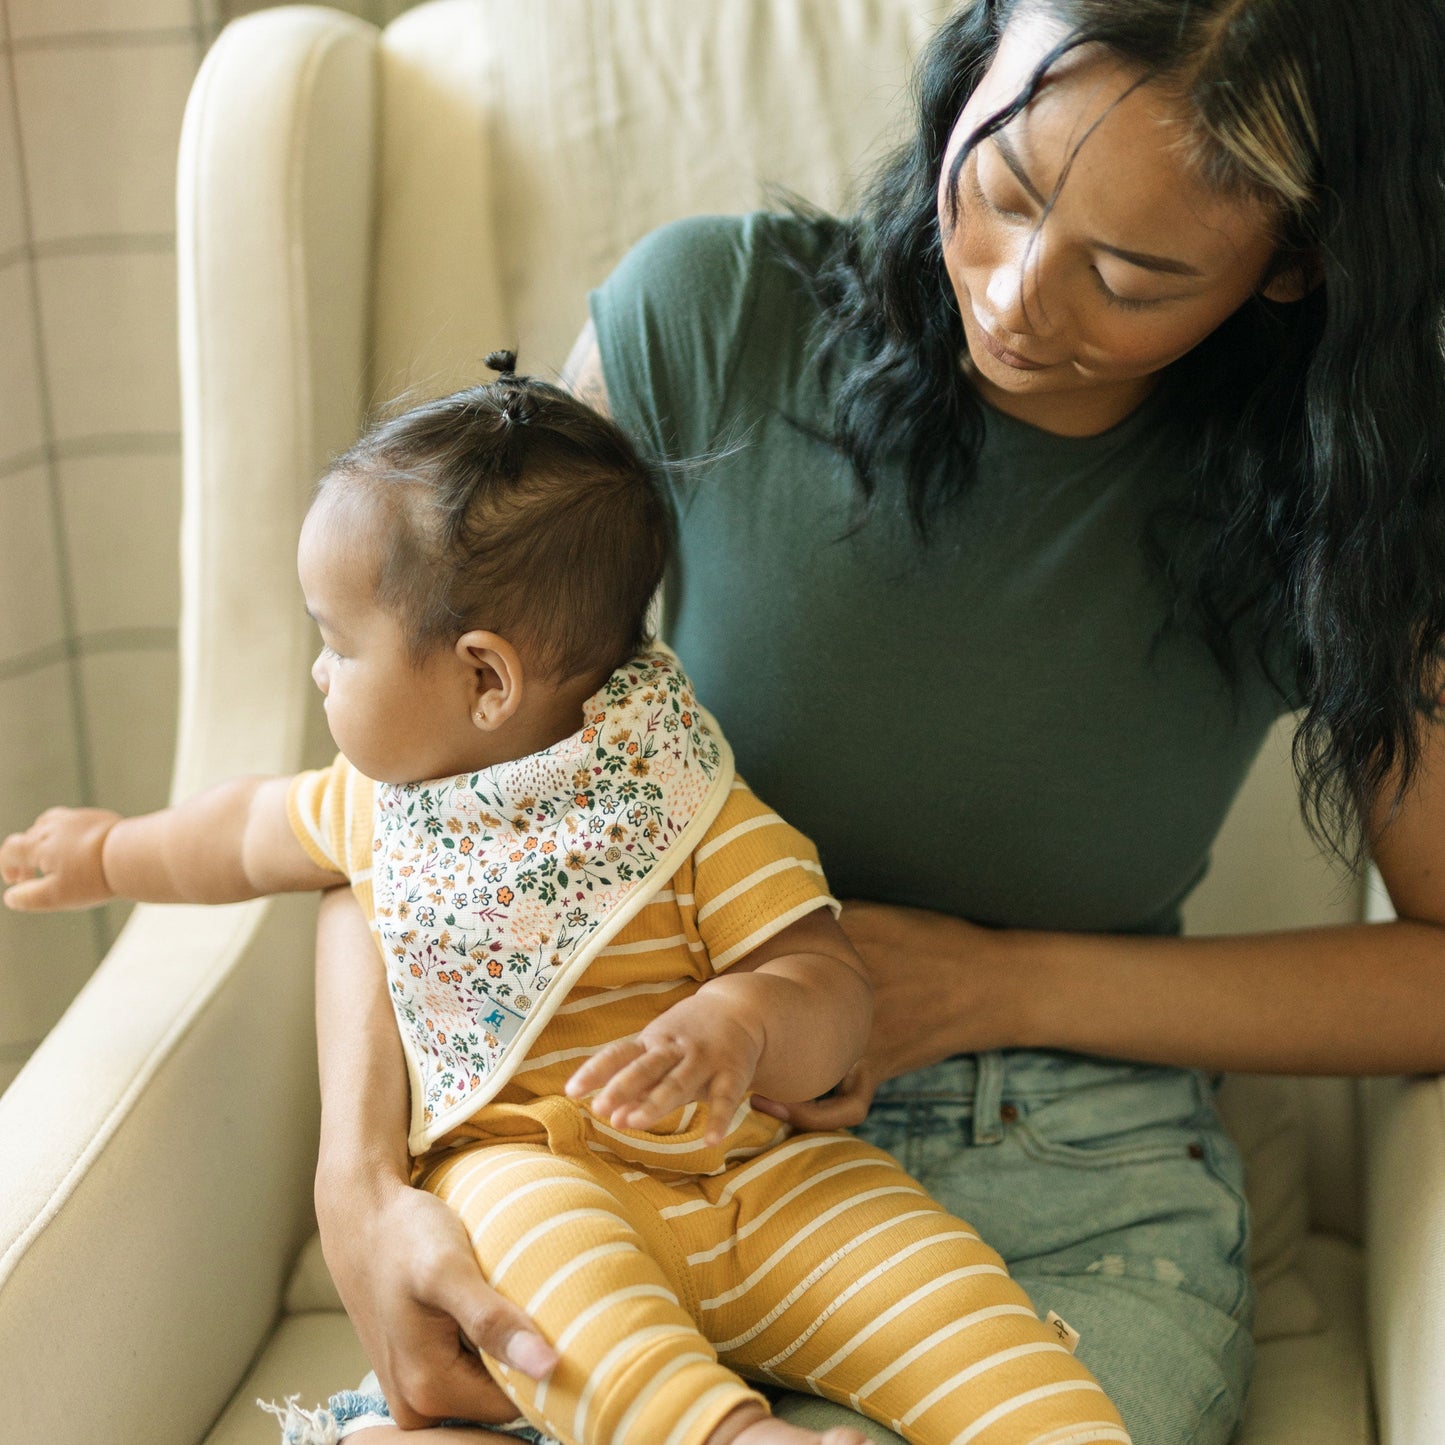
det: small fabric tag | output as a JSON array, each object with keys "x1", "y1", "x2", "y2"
[{"x1": 1045, "y1": 1310, "x2": 1082, "y2": 1353}]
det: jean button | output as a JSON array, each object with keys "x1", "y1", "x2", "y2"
[{"x1": 999, "y1": 1103, "x2": 1019, "y2": 1124}]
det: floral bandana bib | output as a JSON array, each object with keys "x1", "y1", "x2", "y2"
[{"x1": 372, "y1": 648, "x2": 734, "y2": 1152}]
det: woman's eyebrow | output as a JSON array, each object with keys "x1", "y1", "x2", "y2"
[{"x1": 991, "y1": 129, "x2": 1205, "y2": 278}]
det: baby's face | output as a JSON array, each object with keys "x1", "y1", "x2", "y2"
[{"x1": 297, "y1": 489, "x2": 479, "y2": 785}]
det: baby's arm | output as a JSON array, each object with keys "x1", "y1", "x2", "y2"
[
  {"x1": 567, "y1": 907, "x2": 871, "y2": 1145},
  {"x1": 1, "y1": 777, "x2": 343, "y2": 911}
]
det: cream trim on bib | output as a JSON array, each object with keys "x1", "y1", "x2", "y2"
[{"x1": 372, "y1": 648, "x2": 734, "y2": 1152}]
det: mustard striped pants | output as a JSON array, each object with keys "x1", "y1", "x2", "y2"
[{"x1": 418, "y1": 1126, "x2": 1129, "y2": 1445}]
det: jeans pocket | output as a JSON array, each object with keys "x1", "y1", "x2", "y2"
[{"x1": 1013, "y1": 1068, "x2": 1209, "y2": 1169}]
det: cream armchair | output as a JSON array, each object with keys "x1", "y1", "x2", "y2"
[{"x1": 1, "y1": 3, "x2": 1439, "y2": 1442}]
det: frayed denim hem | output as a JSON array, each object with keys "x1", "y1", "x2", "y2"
[{"x1": 258, "y1": 1388, "x2": 559, "y2": 1444}]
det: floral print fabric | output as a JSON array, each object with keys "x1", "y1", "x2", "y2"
[{"x1": 371, "y1": 648, "x2": 733, "y2": 1150}]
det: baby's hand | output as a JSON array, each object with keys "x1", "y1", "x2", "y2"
[
  {"x1": 1, "y1": 807, "x2": 121, "y2": 911},
  {"x1": 566, "y1": 991, "x2": 766, "y2": 1146}
]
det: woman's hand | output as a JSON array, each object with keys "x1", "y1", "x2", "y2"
[
  {"x1": 753, "y1": 900, "x2": 1018, "y2": 1130},
  {"x1": 312, "y1": 886, "x2": 556, "y2": 1429},
  {"x1": 316, "y1": 1162, "x2": 557, "y2": 1429}
]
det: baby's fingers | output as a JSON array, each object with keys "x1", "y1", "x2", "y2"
[
  {"x1": 565, "y1": 1038, "x2": 646, "y2": 1098},
  {"x1": 588, "y1": 1040, "x2": 687, "y2": 1123},
  {"x1": 0, "y1": 830, "x2": 37, "y2": 886},
  {"x1": 3, "y1": 874, "x2": 63, "y2": 912},
  {"x1": 703, "y1": 1070, "x2": 751, "y2": 1146}
]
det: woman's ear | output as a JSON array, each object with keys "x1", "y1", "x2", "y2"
[
  {"x1": 1260, "y1": 250, "x2": 1323, "y2": 303},
  {"x1": 456, "y1": 631, "x2": 524, "y2": 731}
]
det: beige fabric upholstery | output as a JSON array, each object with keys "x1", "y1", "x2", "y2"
[{"x1": 2, "y1": 3, "x2": 1436, "y2": 1441}]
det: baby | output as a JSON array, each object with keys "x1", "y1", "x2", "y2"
[{"x1": 2, "y1": 357, "x2": 1127, "y2": 1445}]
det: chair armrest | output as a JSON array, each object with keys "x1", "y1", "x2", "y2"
[
  {"x1": 0, "y1": 8, "x2": 383, "y2": 1438},
  {"x1": 175, "y1": 3, "x2": 377, "y2": 797},
  {"x1": 0, "y1": 893, "x2": 320, "y2": 1444},
  {"x1": 1363, "y1": 1074, "x2": 1445, "y2": 1444}
]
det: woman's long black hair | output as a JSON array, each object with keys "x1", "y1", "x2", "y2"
[{"x1": 810, "y1": 0, "x2": 1445, "y2": 860}]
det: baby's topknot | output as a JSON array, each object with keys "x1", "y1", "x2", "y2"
[{"x1": 484, "y1": 348, "x2": 537, "y2": 424}]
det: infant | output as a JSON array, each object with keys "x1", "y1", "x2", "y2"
[{"x1": 2, "y1": 356, "x2": 1127, "y2": 1445}]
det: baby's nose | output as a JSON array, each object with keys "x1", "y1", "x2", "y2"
[{"x1": 311, "y1": 654, "x2": 329, "y2": 693}]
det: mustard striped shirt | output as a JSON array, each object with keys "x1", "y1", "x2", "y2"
[{"x1": 288, "y1": 757, "x2": 839, "y2": 1171}]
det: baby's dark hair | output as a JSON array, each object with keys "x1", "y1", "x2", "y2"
[{"x1": 322, "y1": 351, "x2": 670, "y2": 683}]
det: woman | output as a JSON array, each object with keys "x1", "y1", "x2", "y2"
[{"x1": 312, "y1": 1, "x2": 1445, "y2": 1441}]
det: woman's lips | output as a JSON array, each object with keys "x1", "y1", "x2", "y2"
[{"x1": 973, "y1": 319, "x2": 1050, "y2": 371}]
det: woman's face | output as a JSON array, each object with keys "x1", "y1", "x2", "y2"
[{"x1": 939, "y1": 10, "x2": 1289, "y2": 436}]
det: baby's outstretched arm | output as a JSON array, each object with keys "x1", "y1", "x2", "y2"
[
  {"x1": 1, "y1": 777, "x2": 343, "y2": 911},
  {"x1": 566, "y1": 908, "x2": 872, "y2": 1145}
]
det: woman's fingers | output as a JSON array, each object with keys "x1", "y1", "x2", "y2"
[{"x1": 752, "y1": 1062, "x2": 878, "y2": 1130}]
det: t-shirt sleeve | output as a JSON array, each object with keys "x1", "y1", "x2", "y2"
[
  {"x1": 691, "y1": 780, "x2": 840, "y2": 974},
  {"x1": 286, "y1": 754, "x2": 372, "y2": 881},
  {"x1": 589, "y1": 214, "x2": 764, "y2": 468}
]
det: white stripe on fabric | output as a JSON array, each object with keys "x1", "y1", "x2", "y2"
[
  {"x1": 490, "y1": 1207, "x2": 626, "y2": 1286},
  {"x1": 612, "y1": 1351, "x2": 717, "y2": 1444},
  {"x1": 558, "y1": 980, "x2": 690, "y2": 1015},
  {"x1": 695, "y1": 857, "x2": 825, "y2": 924},
  {"x1": 898, "y1": 1341, "x2": 1071, "y2": 1427},
  {"x1": 848, "y1": 1297, "x2": 1022, "y2": 1403},
  {"x1": 686, "y1": 1157, "x2": 882, "y2": 1264},
  {"x1": 342, "y1": 777, "x2": 357, "y2": 871},
  {"x1": 708, "y1": 896, "x2": 838, "y2": 971},
  {"x1": 1026, "y1": 1428, "x2": 1131, "y2": 1445},
  {"x1": 708, "y1": 1210, "x2": 941, "y2": 1353},
  {"x1": 588, "y1": 1119, "x2": 720, "y2": 1155},
  {"x1": 514, "y1": 1043, "x2": 601, "y2": 1075},
  {"x1": 701, "y1": 1189, "x2": 926, "y2": 1311},
  {"x1": 662, "y1": 1382, "x2": 751, "y2": 1445},
  {"x1": 657, "y1": 1133, "x2": 853, "y2": 1219},
  {"x1": 599, "y1": 933, "x2": 689, "y2": 956},
  {"x1": 292, "y1": 780, "x2": 332, "y2": 867},
  {"x1": 442, "y1": 1152, "x2": 556, "y2": 1224},
  {"x1": 763, "y1": 1243, "x2": 983, "y2": 1374},
  {"x1": 951, "y1": 1381, "x2": 1105, "y2": 1445},
  {"x1": 573, "y1": 1323, "x2": 699, "y2": 1441},
  {"x1": 467, "y1": 1173, "x2": 614, "y2": 1247},
  {"x1": 692, "y1": 811, "x2": 786, "y2": 864},
  {"x1": 523, "y1": 1242, "x2": 639, "y2": 1318},
  {"x1": 537, "y1": 1318, "x2": 690, "y2": 1417},
  {"x1": 553, "y1": 1285, "x2": 679, "y2": 1357}
]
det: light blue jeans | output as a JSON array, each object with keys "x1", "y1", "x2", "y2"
[
  {"x1": 779, "y1": 1051, "x2": 1254, "y2": 1444},
  {"x1": 295, "y1": 1051, "x2": 1252, "y2": 1444}
]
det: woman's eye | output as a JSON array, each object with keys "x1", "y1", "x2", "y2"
[
  {"x1": 1091, "y1": 267, "x2": 1163, "y2": 312},
  {"x1": 969, "y1": 159, "x2": 1030, "y2": 222}
]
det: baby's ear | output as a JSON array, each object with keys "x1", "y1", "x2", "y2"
[{"x1": 457, "y1": 630, "x2": 524, "y2": 730}]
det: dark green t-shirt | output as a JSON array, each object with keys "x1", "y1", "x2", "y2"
[{"x1": 591, "y1": 212, "x2": 1297, "y2": 936}]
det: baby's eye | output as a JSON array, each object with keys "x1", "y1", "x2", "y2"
[{"x1": 319, "y1": 643, "x2": 342, "y2": 661}]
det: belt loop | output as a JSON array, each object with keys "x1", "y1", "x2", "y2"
[{"x1": 971, "y1": 1050, "x2": 1006, "y2": 1145}]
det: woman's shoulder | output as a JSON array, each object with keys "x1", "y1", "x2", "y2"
[{"x1": 590, "y1": 209, "x2": 841, "y2": 458}]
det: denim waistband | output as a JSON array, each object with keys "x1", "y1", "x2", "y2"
[{"x1": 870, "y1": 1051, "x2": 1218, "y2": 1147}]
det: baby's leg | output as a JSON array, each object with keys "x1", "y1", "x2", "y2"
[
  {"x1": 421, "y1": 1143, "x2": 861, "y2": 1445},
  {"x1": 689, "y1": 1134, "x2": 1130, "y2": 1445}
]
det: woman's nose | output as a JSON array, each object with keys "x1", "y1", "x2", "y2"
[{"x1": 985, "y1": 234, "x2": 1056, "y2": 337}]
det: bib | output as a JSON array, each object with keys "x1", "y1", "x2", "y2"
[{"x1": 372, "y1": 648, "x2": 734, "y2": 1152}]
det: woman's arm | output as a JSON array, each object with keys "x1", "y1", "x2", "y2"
[
  {"x1": 774, "y1": 720, "x2": 1445, "y2": 1128},
  {"x1": 312, "y1": 888, "x2": 556, "y2": 1428}
]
